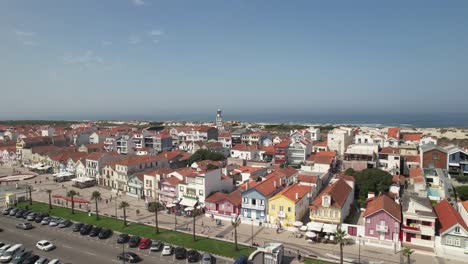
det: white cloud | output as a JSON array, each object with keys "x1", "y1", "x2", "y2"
[
  {"x1": 62, "y1": 50, "x2": 103, "y2": 68},
  {"x1": 148, "y1": 30, "x2": 164, "y2": 36},
  {"x1": 101, "y1": 40, "x2": 112, "y2": 47},
  {"x1": 131, "y1": 0, "x2": 145, "y2": 6},
  {"x1": 129, "y1": 35, "x2": 141, "y2": 44},
  {"x1": 15, "y1": 30, "x2": 36, "y2": 37}
]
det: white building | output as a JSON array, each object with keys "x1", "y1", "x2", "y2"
[
  {"x1": 378, "y1": 147, "x2": 401, "y2": 175},
  {"x1": 327, "y1": 127, "x2": 353, "y2": 156}
]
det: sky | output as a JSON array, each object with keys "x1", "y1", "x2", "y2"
[{"x1": 1, "y1": 0, "x2": 468, "y2": 121}]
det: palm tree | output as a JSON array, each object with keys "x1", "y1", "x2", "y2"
[
  {"x1": 335, "y1": 227, "x2": 347, "y2": 264},
  {"x1": 91, "y1": 191, "x2": 101, "y2": 220},
  {"x1": 119, "y1": 201, "x2": 130, "y2": 226},
  {"x1": 67, "y1": 190, "x2": 77, "y2": 214},
  {"x1": 231, "y1": 215, "x2": 241, "y2": 250},
  {"x1": 46, "y1": 190, "x2": 52, "y2": 210},
  {"x1": 403, "y1": 247, "x2": 414, "y2": 264},
  {"x1": 149, "y1": 202, "x2": 163, "y2": 234}
]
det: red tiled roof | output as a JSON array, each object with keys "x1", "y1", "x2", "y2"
[
  {"x1": 115, "y1": 155, "x2": 166, "y2": 167},
  {"x1": 315, "y1": 141, "x2": 328, "y2": 147},
  {"x1": 232, "y1": 144, "x2": 259, "y2": 151},
  {"x1": 402, "y1": 133, "x2": 422, "y2": 142},
  {"x1": 297, "y1": 174, "x2": 319, "y2": 184},
  {"x1": 86, "y1": 152, "x2": 106, "y2": 160},
  {"x1": 363, "y1": 195, "x2": 401, "y2": 222},
  {"x1": 413, "y1": 177, "x2": 425, "y2": 183},
  {"x1": 380, "y1": 147, "x2": 400, "y2": 155},
  {"x1": 260, "y1": 146, "x2": 275, "y2": 155},
  {"x1": 275, "y1": 140, "x2": 291, "y2": 148},
  {"x1": 311, "y1": 179, "x2": 352, "y2": 209},
  {"x1": 252, "y1": 172, "x2": 284, "y2": 196},
  {"x1": 434, "y1": 199, "x2": 468, "y2": 234},
  {"x1": 388, "y1": 127, "x2": 400, "y2": 140},
  {"x1": 404, "y1": 155, "x2": 420, "y2": 163},
  {"x1": 161, "y1": 176, "x2": 182, "y2": 186},
  {"x1": 141, "y1": 167, "x2": 174, "y2": 177},
  {"x1": 463, "y1": 201, "x2": 468, "y2": 212},
  {"x1": 308, "y1": 154, "x2": 334, "y2": 164},
  {"x1": 409, "y1": 168, "x2": 422, "y2": 178},
  {"x1": 273, "y1": 184, "x2": 312, "y2": 203}
]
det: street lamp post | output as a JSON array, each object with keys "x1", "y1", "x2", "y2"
[
  {"x1": 358, "y1": 235, "x2": 362, "y2": 264},
  {"x1": 122, "y1": 242, "x2": 126, "y2": 264},
  {"x1": 251, "y1": 218, "x2": 254, "y2": 247}
]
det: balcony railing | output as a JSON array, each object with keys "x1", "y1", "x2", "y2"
[{"x1": 376, "y1": 225, "x2": 388, "y2": 233}]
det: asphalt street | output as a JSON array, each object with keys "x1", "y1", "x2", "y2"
[{"x1": 0, "y1": 214, "x2": 223, "y2": 264}]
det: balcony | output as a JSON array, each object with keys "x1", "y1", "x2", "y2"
[
  {"x1": 376, "y1": 225, "x2": 388, "y2": 233},
  {"x1": 159, "y1": 190, "x2": 176, "y2": 197}
]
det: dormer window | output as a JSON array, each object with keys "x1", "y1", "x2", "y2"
[
  {"x1": 455, "y1": 226, "x2": 460, "y2": 233},
  {"x1": 322, "y1": 195, "x2": 331, "y2": 207}
]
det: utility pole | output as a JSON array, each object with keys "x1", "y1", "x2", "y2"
[
  {"x1": 122, "y1": 242, "x2": 126, "y2": 264},
  {"x1": 251, "y1": 219, "x2": 254, "y2": 246}
]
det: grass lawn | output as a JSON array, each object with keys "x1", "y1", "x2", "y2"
[
  {"x1": 18, "y1": 202, "x2": 254, "y2": 258},
  {"x1": 304, "y1": 257, "x2": 333, "y2": 264}
]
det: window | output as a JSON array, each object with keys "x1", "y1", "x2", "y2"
[
  {"x1": 199, "y1": 190, "x2": 203, "y2": 196},
  {"x1": 251, "y1": 199, "x2": 256, "y2": 205},
  {"x1": 394, "y1": 222, "x2": 399, "y2": 228},
  {"x1": 271, "y1": 205, "x2": 275, "y2": 210},
  {"x1": 421, "y1": 235, "x2": 431, "y2": 240},
  {"x1": 260, "y1": 211, "x2": 264, "y2": 217},
  {"x1": 260, "y1": 199, "x2": 265, "y2": 206},
  {"x1": 366, "y1": 218, "x2": 371, "y2": 224},
  {"x1": 433, "y1": 153, "x2": 438, "y2": 160},
  {"x1": 455, "y1": 226, "x2": 460, "y2": 233},
  {"x1": 279, "y1": 206, "x2": 284, "y2": 212},
  {"x1": 445, "y1": 237, "x2": 452, "y2": 245},
  {"x1": 288, "y1": 207, "x2": 291, "y2": 212},
  {"x1": 454, "y1": 239, "x2": 461, "y2": 247},
  {"x1": 180, "y1": 186, "x2": 184, "y2": 191},
  {"x1": 370, "y1": 230, "x2": 374, "y2": 235},
  {"x1": 243, "y1": 198, "x2": 247, "y2": 204}
]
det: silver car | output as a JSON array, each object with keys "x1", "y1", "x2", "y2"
[
  {"x1": 34, "y1": 257, "x2": 49, "y2": 264},
  {"x1": 40, "y1": 217, "x2": 51, "y2": 225},
  {"x1": 201, "y1": 253, "x2": 213, "y2": 264},
  {"x1": 49, "y1": 218, "x2": 62, "y2": 226}
]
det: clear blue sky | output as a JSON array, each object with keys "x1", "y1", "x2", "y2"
[{"x1": 1, "y1": 0, "x2": 467, "y2": 120}]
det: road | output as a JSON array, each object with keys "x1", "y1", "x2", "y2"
[{"x1": 0, "y1": 215, "x2": 222, "y2": 264}]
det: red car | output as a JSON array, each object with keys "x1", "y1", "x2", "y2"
[{"x1": 138, "y1": 237, "x2": 151, "y2": 249}]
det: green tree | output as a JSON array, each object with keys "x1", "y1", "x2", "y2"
[
  {"x1": 91, "y1": 191, "x2": 101, "y2": 220},
  {"x1": 28, "y1": 186, "x2": 33, "y2": 205},
  {"x1": 344, "y1": 168, "x2": 356, "y2": 176},
  {"x1": 352, "y1": 168, "x2": 393, "y2": 201},
  {"x1": 46, "y1": 189, "x2": 52, "y2": 210},
  {"x1": 67, "y1": 190, "x2": 77, "y2": 214},
  {"x1": 149, "y1": 202, "x2": 163, "y2": 234},
  {"x1": 456, "y1": 186, "x2": 468, "y2": 201},
  {"x1": 335, "y1": 227, "x2": 347, "y2": 264},
  {"x1": 231, "y1": 215, "x2": 241, "y2": 250},
  {"x1": 119, "y1": 201, "x2": 130, "y2": 226},
  {"x1": 187, "y1": 149, "x2": 225, "y2": 164},
  {"x1": 403, "y1": 246, "x2": 414, "y2": 264}
]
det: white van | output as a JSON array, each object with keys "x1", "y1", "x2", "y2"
[{"x1": 0, "y1": 244, "x2": 24, "y2": 263}]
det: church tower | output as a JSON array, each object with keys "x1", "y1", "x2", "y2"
[{"x1": 216, "y1": 109, "x2": 224, "y2": 130}]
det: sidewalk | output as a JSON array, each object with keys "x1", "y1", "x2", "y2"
[{"x1": 0, "y1": 165, "x2": 461, "y2": 264}]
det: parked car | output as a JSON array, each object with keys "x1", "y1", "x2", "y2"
[
  {"x1": 36, "y1": 240, "x2": 55, "y2": 251},
  {"x1": 21, "y1": 254, "x2": 40, "y2": 264},
  {"x1": 150, "y1": 240, "x2": 163, "y2": 251},
  {"x1": 233, "y1": 255, "x2": 248, "y2": 264},
  {"x1": 162, "y1": 245, "x2": 173, "y2": 256},
  {"x1": 0, "y1": 244, "x2": 25, "y2": 263},
  {"x1": 187, "y1": 250, "x2": 200, "y2": 263},
  {"x1": 72, "y1": 223, "x2": 84, "y2": 232},
  {"x1": 128, "y1": 236, "x2": 140, "y2": 248},
  {"x1": 98, "y1": 229, "x2": 112, "y2": 239},
  {"x1": 89, "y1": 226, "x2": 102, "y2": 237},
  {"x1": 47, "y1": 259, "x2": 62, "y2": 264},
  {"x1": 34, "y1": 257, "x2": 49, "y2": 264},
  {"x1": 49, "y1": 217, "x2": 62, "y2": 226},
  {"x1": 16, "y1": 222, "x2": 33, "y2": 230},
  {"x1": 0, "y1": 243, "x2": 4, "y2": 248},
  {"x1": 22, "y1": 210, "x2": 32, "y2": 219},
  {"x1": 9, "y1": 208, "x2": 19, "y2": 216},
  {"x1": 117, "y1": 233, "x2": 130, "y2": 244},
  {"x1": 201, "y1": 253, "x2": 214, "y2": 264},
  {"x1": 2, "y1": 207, "x2": 12, "y2": 215},
  {"x1": 138, "y1": 238, "x2": 151, "y2": 249},
  {"x1": 34, "y1": 213, "x2": 48, "y2": 223},
  {"x1": 117, "y1": 252, "x2": 140, "y2": 263},
  {"x1": 15, "y1": 209, "x2": 26, "y2": 218},
  {"x1": 10, "y1": 251, "x2": 32, "y2": 264},
  {"x1": 26, "y1": 212, "x2": 38, "y2": 221},
  {"x1": 0, "y1": 244, "x2": 12, "y2": 257},
  {"x1": 58, "y1": 220, "x2": 72, "y2": 228},
  {"x1": 80, "y1": 224, "x2": 93, "y2": 235},
  {"x1": 40, "y1": 217, "x2": 51, "y2": 225},
  {"x1": 174, "y1": 247, "x2": 187, "y2": 260}
]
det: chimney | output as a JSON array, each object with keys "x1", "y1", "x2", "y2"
[
  {"x1": 295, "y1": 193, "x2": 299, "y2": 200},
  {"x1": 274, "y1": 180, "x2": 277, "y2": 188},
  {"x1": 368, "y1": 192, "x2": 375, "y2": 199},
  {"x1": 246, "y1": 181, "x2": 249, "y2": 190},
  {"x1": 279, "y1": 178, "x2": 282, "y2": 186}
]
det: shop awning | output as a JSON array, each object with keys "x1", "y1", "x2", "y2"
[
  {"x1": 71, "y1": 177, "x2": 94, "y2": 183},
  {"x1": 179, "y1": 198, "x2": 197, "y2": 207},
  {"x1": 307, "y1": 221, "x2": 324, "y2": 232},
  {"x1": 322, "y1": 224, "x2": 338, "y2": 233},
  {"x1": 305, "y1": 232, "x2": 317, "y2": 238},
  {"x1": 165, "y1": 204, "x2": 175, "y2": 208}
]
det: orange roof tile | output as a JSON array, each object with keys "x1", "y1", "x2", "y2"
[
  {"x1": 409, "y1": 168, "x2": 422, "y2": 178},
  {"x1": 402, "y1": 133, "x2": 422, "y2": 142},
  {"x1": 388, "y1": 127, "x2": 400, "y2": 140},
  {"x1": 363, "y1": 195, "x2": 401, "y2": 222},
  {"x1": 273, "y1": 184, "x2": 312, "y2": 203},
  {"x1": 311, "y1": 179, "x2": 352, "y2": 209},
  {"x1": 434, "y1": 199, "x2": 468, "y2": 234},
  {"x1": 380, "y1": 147, "x2": 400, "y2": 155}
]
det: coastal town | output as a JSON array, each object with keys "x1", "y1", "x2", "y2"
[{"x1": 1, "y1": 110, "x2": 468, "y2": 264}]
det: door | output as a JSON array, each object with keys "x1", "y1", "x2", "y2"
[{"x1": 251, "y1": 210, "x2": 257, "y2": 220}]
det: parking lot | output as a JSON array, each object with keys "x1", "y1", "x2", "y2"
[{"x1": 1, "y1": 210, "x2": 226, "y2": 264}]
